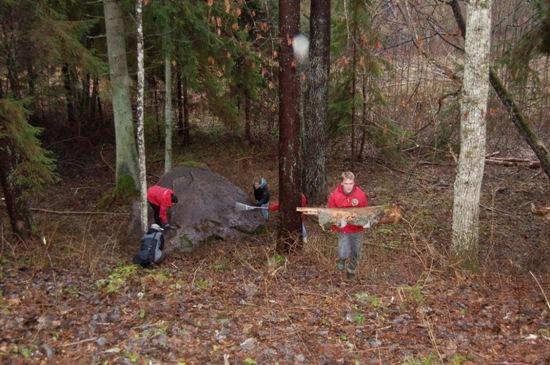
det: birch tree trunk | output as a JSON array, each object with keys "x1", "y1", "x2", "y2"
[
  {"x1": 103, "y1": 0, "x2": 140, "y2": 191},
  {"x1": 277, "y1": 0, "x2": 303, "y2": 251},
  {"x1": 302, "y1": 0, "x2": 330, "y2": 206},
  {"x1": 164, "y1": 29, "x2": 173, "y2": 173},
  {"x1": 449, "y1": 0, "x2": 550, "y2": 180},
  {"x1": 135, "y1": 0, "x2": 147, "y2": 233},
  {"x1": 452, "y1": 0, "x2": 493, "y2": 266}
]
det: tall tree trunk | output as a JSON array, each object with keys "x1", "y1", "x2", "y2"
[
  {"x1": 183, "y1": 78, "x2": 190, "y2": 146},
  {"x1": 452, "y1": 0, "x2": 493, "y2": 267},
  {"x1": 358, "y1": 75, "x2": 367, "y2": 160},
  {"x1": 350, "y1": 2, "x2": 358, "y2": 171},
  {"x1": 62, "y1": 64, "x2": 77, "y2": 134},
  {"x1": 449, "y1": 0, "x2": 550, "y2": 179},
  {"x1": 0, "y1": 139, "x2": 33, "y2": 240},
  {"x1": 163, "y1": 26, "x2": 173, "y2": 173},
  {"x1": 27, "y1": 63, "x2": 36, "y2": 97},
  {"x1": 302, "y1": 0, "x2": 330, "y2": 205},
  {"x1": 177, "y1": 66, "x2": 184, "y2": 138},
  {"x1": 153, "y1": 80, "x2": 162, "y2": 145},
  {"x1": 136, "y1": 0, "x2": 147, "y2": 233},
  {"x1": 81, "y1": 73, "x2": 91, "y2": 130},
  {"x1": 91, "y1": 76, "x2": 99, "y2": 124},
  {"x1": 97, "y1": 91, "x2": 104, "y2": 127},
  {"x1": 277, "y1": 0, "x2": 302, "y2": 251},
  {"x1": 5, "y1": 42, "x2": 21, "y2": 99},
  {"x1": 244, "y1": 90, "x2": 252, "y2": 144},
  {"x1": 103, "y1": 0, "x2": 140, "y2": 190}
]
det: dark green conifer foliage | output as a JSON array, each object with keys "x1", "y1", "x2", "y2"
[
  {"x1": 0, "y1": 99, "x2": 58, "y2": 238},
  {"x1": 140, "y1": 0, "x2": 264, "y2": 137},
  {"x1": 329, "y1": 1, "x2": 402, "y2": 162}
]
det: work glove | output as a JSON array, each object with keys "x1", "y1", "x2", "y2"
[
  {"x1": 318, "y1": 211, "x2": 331, "y2": 231},
  {"x1": 162, "y1": 224, "x2": 171, "y2": 231}
]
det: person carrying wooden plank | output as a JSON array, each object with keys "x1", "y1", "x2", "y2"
[{"x1": 327, "y1": 171, "x2": 368, "y2": 279}]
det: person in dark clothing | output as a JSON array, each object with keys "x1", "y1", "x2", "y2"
[
  {"x1": 147, "y1": 185, "x2": 178, "y2": 228},
  {"x1": 253, "y1": 178, "x2": 270, "y2": 219},
  {"x1": 253, "y1": 178, "x2": 270, "y2": 206}
]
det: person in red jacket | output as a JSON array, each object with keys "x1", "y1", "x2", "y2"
[
  {"x1": 327, "y1": 171, "x2": 368, "y2": 279},
  {"x1": 147, "y1": 185, "x2": 178, "y2": 228}
]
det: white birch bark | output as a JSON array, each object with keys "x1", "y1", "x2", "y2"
[
  {"x1": 103, "y1": 0, "x2": 139, "y2": 189},
  {"x1": 136, "y1": 0, "x2": 148, "y2": 232},
  {"x1": 164, "y1": 31, "x2": 173, "y2": 173},
  {"x1": 452, "y1": 0, "x2": 493, "y2": 264}
]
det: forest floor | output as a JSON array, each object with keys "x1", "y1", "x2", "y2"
[{"x1": 0, "y1": 136, "x2": 549, "y2": 364}]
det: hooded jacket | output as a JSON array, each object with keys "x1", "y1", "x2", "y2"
[
  {"x1": 327, "y1": 184, "x2": 368, "y2": 233},
  {"x1": 253, "y1": 178, "x2": 270, "y2": 206},
  {"x1": 147, "y1": 185, "x2": 175, "y2": 225}
]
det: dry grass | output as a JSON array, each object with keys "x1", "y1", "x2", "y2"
[{"x1": 1, "y1": 136, "x2": 548, "y2": 283}]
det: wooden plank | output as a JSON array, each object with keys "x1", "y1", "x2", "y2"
[{"x1": 297, "y1": 204, "x2": 402, "y2": 229}]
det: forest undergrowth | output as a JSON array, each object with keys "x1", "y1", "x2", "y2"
[{"x1": 0, "y1": 137, "x2": 548, "y2": 364}]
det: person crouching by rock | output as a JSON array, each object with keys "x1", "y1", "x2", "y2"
[
  {"x1": 147, "y1": 185, "x2": 178, "y2": 229},
  {"x1": 253, "y1": 177, "x2": 270, "y2": 220}
]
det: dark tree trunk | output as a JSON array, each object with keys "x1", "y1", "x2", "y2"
[
  {"x1": 82, "y1": 73, "x2": 91, "y2": 127},
  {"x1": 27, "y1": 63, "x2": 36, "y2": 97},
  {"x1": 96, "y1": 85, "x2": 104, "y2": 127},
  {"x1": 153, "y1": 79, "x2": 162, "y2": 145},
  {"x1": 177, "y1": 67, "x2": 184, "y2": 138},
  {"x1": 62, "y1": 64, "x2": 78, "y2": 135},
  {"x1": 359, "y1": 75, "x2": 367, "y2": 160},
  {"x1": 350, "y1": 1, "x2": 359, "y2": 171},
  {"x1": 91, "y1": 76, "x2": 98, "y2": 123},
  {"x1": 244, "y1": 90, "x2": 252, "y2": 144},
  {"x1": 6, "y1": 48, "x2": 21, "y2": 99},
  {"x1": 0, "y1": 137, "x2": 33, "y2": 240},
  {"x1": 277, "y1": 0, "x2": 302, "y2": 251},
  {"x1": 302, "y1": 0, "x2": 330, "y2": 205},
  {"x1": 449, "y1": 0, "x2": 550, "y2": 179},
  {"x1": 182, "y1": 78, "x2": 190, "y2": 146}
]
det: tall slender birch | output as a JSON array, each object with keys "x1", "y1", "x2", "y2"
[
  {"x1": 452, "y1": 0, "x2": 493, "y2": 266},
  {"x1": 163, "y1": 21, "x2": 173, "y2": 173},
  {"x1": 103, "y1": 0, "x2": 140, "y2": 191},
  {"x1": 136, "y1": 0, "x2": 147, "y2": 232}
]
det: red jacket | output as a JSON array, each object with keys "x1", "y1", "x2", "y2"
[
  {"x1": 147, "y1": 185, "x2": 174, "y2": 224},
  {"x1": 268, "y1": 193, "x2": 307, "y2": 212},
  {"x1": 327, "y1": 184, "x2": 368, "y2": 233}
]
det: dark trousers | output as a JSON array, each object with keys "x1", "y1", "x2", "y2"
[{"x1": 149, "y1": 203, "x2": 162, "y2": 226}]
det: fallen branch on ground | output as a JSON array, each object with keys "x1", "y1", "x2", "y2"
[
  {"x1": 30, "y1": 208, "x2": 129, "y2": 215},
  {"x1": 486, "y1": 157, "x2": 540, "y2": 168}
]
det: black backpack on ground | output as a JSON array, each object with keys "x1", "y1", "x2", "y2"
[{"x1": 132, "y1": 224, "x2": 165, "y2": 267}]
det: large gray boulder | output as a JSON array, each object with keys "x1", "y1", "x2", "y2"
[{"x1": 128, "y1": 165, "x2": 265, "y2": 251}]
